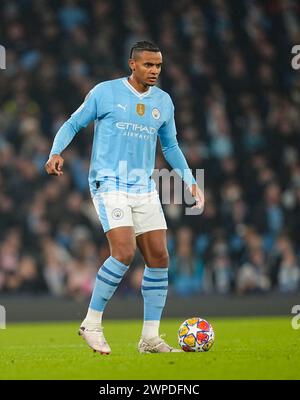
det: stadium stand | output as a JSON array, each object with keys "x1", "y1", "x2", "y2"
[{"x1": 0, "y1": 0, "x2": 300, "y2": 300}]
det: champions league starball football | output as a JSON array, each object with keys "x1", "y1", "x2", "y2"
[{"x1": 178, "y1": 317, "x2": 215, "y2": 352}]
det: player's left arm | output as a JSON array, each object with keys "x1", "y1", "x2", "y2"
[{"x1": 158, "y1": 98, "x2": 204, "y2": 210}]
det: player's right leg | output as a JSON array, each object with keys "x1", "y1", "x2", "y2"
[
  {"x1": 79, "y1": 191, "x2": 136, "y2": 355},
  {"x1": 79, "y1": 226, "x2": 136, "y2": 354}
]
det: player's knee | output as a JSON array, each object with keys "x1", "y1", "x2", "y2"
[
  {"x1": 112, "y1": 247, "x2": 136, "y2": 266},
  {"x1": 148, "y1": 250, "x2": 169, "y2": 268},
  {"x1": 158, "y1": 252, "x2": 169, "y2": 267}
]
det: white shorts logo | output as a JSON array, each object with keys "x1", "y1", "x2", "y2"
[
  {"x1": 112, "y1": 208, "x2": 124, "y2": 220},
  {"x1": 152, "y1": 108, "x2": 160, "y2": 120}
]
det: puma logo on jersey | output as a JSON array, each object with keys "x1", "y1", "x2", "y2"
[{"x1": 117, "y1": 104, "x2": 127, "y2": 111}]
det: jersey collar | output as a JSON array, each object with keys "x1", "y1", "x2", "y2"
[{"x1": 122, "y1": 78, "x2": 152, "y2": 99}]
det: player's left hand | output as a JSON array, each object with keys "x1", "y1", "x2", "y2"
[
  {"x1": 45, "y1": 154, "x2": 64, "y2": 176},
  {"x1": 189, "y1": 184, "x2": 205, "y2": 210}
]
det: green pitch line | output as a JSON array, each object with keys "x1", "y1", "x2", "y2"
[{"x1": 0, "y1": 316, "x2": 299, "y2": 380}]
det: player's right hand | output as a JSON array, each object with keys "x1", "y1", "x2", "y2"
[{"x1": 44, "y1": 154, "x2": 64, "y2": 176}]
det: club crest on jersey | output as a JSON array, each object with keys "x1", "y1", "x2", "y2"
[
  {"x1": 136, "y1": 103, "x2": 145, "y2": 116},
  {"x1": 152, "y1": 108, "x2": 160, "y2": 120}
]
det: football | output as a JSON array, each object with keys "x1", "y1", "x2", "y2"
[{"x1": 178, "y1": 317, "x2": 215, "y2": 352}]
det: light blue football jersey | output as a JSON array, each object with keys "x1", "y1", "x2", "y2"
[{"x1": 49, "y1": 77, "x2": 196, "y2": 195}]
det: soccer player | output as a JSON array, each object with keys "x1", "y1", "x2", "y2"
[{"x1": 45, "y1": 41, "x2": 204, "y2": 354}]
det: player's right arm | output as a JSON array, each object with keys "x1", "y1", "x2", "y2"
[{"x1": 45, "y1": 87, "x2": 98, "y2": 176}]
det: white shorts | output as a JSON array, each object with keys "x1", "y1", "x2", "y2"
[{"x1": 92, "y1": 191, "x2": 167, "y2": 236}]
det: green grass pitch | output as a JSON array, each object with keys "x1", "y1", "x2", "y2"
[{"x1": 0, "y1": 316, "x2": 299, "y2": 380}]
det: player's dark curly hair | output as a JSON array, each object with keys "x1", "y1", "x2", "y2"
[{"x1": 130, "y1": 41, "x2": 160, "y2": 58}]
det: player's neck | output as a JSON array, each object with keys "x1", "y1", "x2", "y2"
[{"x1": 127, "y1": 75, "x2": 150, "y2": 94}]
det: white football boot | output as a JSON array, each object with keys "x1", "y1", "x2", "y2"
[
  {"x1": 138, "y1": 335, "x2": 182, "y2": 353},
  {"x1": 78, "y1": 324, "x2": 111, "y2": 355}
]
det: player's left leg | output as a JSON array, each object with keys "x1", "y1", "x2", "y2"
[{"x1": 136, "y1": 229, "x2": 181, "y2": 353}]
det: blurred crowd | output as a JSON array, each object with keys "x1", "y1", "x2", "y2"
[{"x1": 1, "y1": 0, "x2": 300, "y2": 300}]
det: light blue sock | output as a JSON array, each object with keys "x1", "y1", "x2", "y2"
[
  {"x1": 141, "y1": 266, "x2": 168, "y2": 322},
  {"x1": 89, "y1": 256, "x2": 129, "y2": 312}
]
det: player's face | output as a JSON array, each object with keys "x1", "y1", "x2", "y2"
[{"x1": 130, "y1": 51, "x2": 162, "y2": 87}]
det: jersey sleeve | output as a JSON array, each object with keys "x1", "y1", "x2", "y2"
[
  {"x1": 157, "y1": 96, "x2": 178, "y2": 150},
  {"x1": 158, "y1": 95, "x2": 197, "y2": 188},
  {"x1": 49, "y1": 85, "x2": 102, "y2": 157}
]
